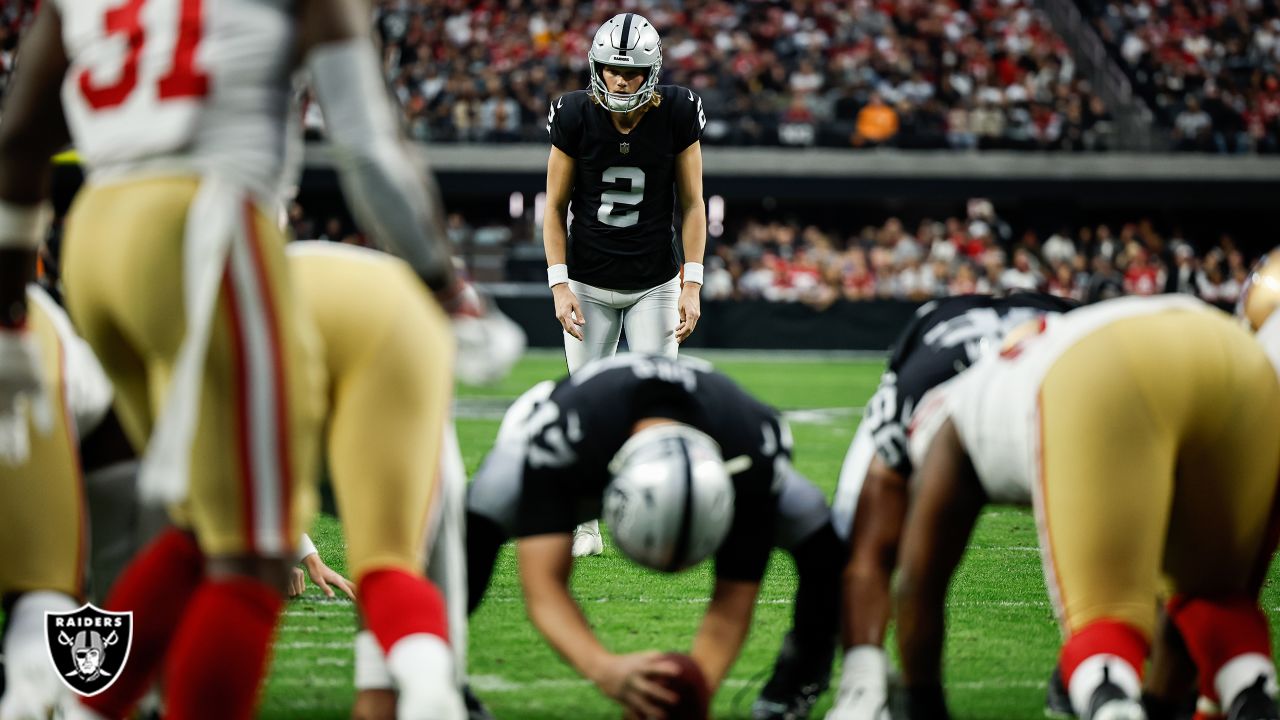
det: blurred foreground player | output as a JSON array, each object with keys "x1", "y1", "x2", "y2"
[
  {"x1": 544, "y1": 12, "x2": 708, "y2": 557},
  {"x1": 0, "y1": 285, "x2": 112, "y2": 719},
  {"x1": 465, "y1": 355, "x2": 844, "y2": 719},
  {"x1": 894, "y1": 295, "x2": 1280, "y2": 720},
  {"x1": 0, "y1": 0, "x2": 471, "y2": 717},
  {"x1": 809, "y1": 292, "x2": 1076, "y2": 720}
]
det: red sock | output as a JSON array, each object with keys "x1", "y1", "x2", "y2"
[
  {"x1": 1060, "y1": 619, "x2": 1150, "y2": 688},
  {"x1": 1167, "y1": 594, "x2": 1272, "y2": 702},
  {"x1": 358, "y1": 568, "x2": 449, "y2": 653},
  {"x1": 83, "y1": 528, "x2": 203, "y2": 719},
  {"x1": 163, "y1": 577, "x2": 284, "y2": 720}
]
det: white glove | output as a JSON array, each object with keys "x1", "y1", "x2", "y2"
[
  {"x1": 826, "y1": 646, "x2": 891, "y2": 720},
  {"x1": 452, "y1": 302, "x2": 526, "y2": 386},
  {"x1": 0, "y1": 327, "x2": 52, "y2": 465}
]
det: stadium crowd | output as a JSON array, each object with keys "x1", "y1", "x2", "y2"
[
  {"x1": 371, "y1": 0, "x2": 1114, "y2": 150},
  {"x1": 291, "y1": 197, "x2": 1251, "y2": 307},
  {"x1": 1085, "y1": 0, "x2": 1280, "y2": 153},
  {"x1": 696, "y1": 200, "x2": 1250, "y2": 305},
  {"x1": 7, "y1": 0, "x2": 1280, "y2": 153}
]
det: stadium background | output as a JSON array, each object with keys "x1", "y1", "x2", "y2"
[{"x1": 6, "y1": 0, "x2": 1280, "y2": 717}]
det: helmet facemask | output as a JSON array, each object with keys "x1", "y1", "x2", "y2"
[{"x1": 588, "y1": 13, "x2": 663, "y2": 113}]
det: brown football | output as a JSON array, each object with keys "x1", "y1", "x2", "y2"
[{"x1": 654, "y1": 652, "x2": 710, "y2": 720}]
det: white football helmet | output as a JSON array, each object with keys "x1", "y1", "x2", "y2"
[
  {"x1": 603, "y1": 423, "x2": 734, "y2": 572},
  {"x1": 588, "y1": 13, "x2": 663, "y2": 113}
]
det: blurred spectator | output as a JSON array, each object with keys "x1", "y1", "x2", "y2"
[{"x1": 852, "y1": 92, "x2": 899, "y2": 148}]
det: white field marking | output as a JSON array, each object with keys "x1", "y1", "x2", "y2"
[
  {"x1": 276, "y1": 640, "x2": 352, "y2": 650},
  {"x1": 781, "y1": 407, "x2": 863, "y2": 424},
  {"x1": 474, "y1": 596, "x2": 1050, "y2": 609},
  {"x1": 290, "y1": 595, "x2": 355, "y2": 605},
  {"x1": 466, "y1": 675, "x2": 1048, "y2": 694},
  {"x1": 453, "y1": 396, "x2": 865, "y2": 425},
  {"x1": 278, "y1": 624, "x2": 358, "y2": 634},
  {"x1": 268, "y1": 675, "x2": 349, "y2": 688},
  {"x1": 966, "y1": 546, "x2": 1040, "y2": 552},
  {"x1": 285, "y1": 608, "x2": 357, "y2": 618}
]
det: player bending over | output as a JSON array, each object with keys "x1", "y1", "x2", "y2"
[
  {"x1": 0, "y1": 0, "x2": 474, "y2": 716},
  {"x1": 811, "y1": 292, "x2": 1077, "y2": 720},
  {"x1": 465, "y1": 355, "x2": 845, "y2": 719},
  {"x1": 895, "y1": 294, "x2": 1280, "y2": 720}
]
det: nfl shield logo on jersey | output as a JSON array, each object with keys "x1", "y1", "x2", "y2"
[
  {"x1": 45, "y1": 604, "x2": 133, "y2": 696},
  {"x1": 620, "y1": 142, "x2": 630, "y2": 155}
]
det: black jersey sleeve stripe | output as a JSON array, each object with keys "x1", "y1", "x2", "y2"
[{"x1": 619, "y1": 13, "x2": 634, "y2": 50}]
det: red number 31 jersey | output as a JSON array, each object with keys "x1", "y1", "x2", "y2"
[{"x1": 57, "y1": 0, "x2": 295, "y2": 198}]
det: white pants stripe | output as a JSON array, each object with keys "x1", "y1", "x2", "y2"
[{"x1": 226, "y1": 200, "x2": 287, "y2": 556}]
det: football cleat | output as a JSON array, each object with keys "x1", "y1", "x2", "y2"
[
  {"x1": 1088, "y1": 675, "x2": 1146, "y2": 720},
  {"x1": 463, "y1": 685, "x2": 496, "y2": 720},
  {"x1": 752, "y1": 631, "x2": 833, "y2": 720},
  {"x1": 1046, "y1": 665, "x2": 1074, "y2": 718},
  {"x1": 571, "y1": 521, "x2": 604, "y2": 557},
  {"x1": 1227, "y1": 675, "x2": 1280, "y2": 720}
]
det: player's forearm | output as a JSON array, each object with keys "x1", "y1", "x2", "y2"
[
  {"x1": 523, "y1": 577, "x2": 611, "y2": 681},
  {"x1": 690, "y1": 579, "x2": 758, "y2": 690},
  {"x1": 542, "y1": 210, "x2": 569, "y2": 268},
  {"x1": 307, "y1": 39, "x2": 455, "y2": 291},
  {"x1": 681, "y1": 203, "x2": 707, "y2": 266}
]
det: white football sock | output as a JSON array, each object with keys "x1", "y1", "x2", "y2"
[
  {"x1": 353, "y1": 630, "x2": 394, "y2": 690},
  {"x1": 1216, "y1": 653, "x2": 1278, "y2": 710},
  {"x1": 1067, "y1": 654, "x2": 1142, "y2": 718},
  {"x1": 387, "y1": 634, "x2": 465, "y2": 720}
]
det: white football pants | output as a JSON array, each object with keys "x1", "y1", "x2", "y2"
[{"x1": 563, "y1": 276, "x2": 680, "y2": 372}]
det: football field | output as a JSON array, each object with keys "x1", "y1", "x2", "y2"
[{"x1": 259, "y1": 351, "x2": 1280, "y2": 719}]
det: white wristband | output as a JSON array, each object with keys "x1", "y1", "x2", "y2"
[
  {"x1": 683, "y1": 262, "x2": 704, "y2": 285},
  {"x1": 295, "y1": 532, "x2": 318, "y2": 564},
  {"x1": 0, "y1": 200, "x2": 50, "y2": 248},
  {"x1": 547, "y1": 263, "x2": 569, "y2": 288}
]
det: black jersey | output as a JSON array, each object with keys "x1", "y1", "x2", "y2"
[
  {"x1": 863, "y1": 293, "x2": 1078, "y2": 477},
  {"x1": 547, "y1": 86, "x2": 706, "y2": 290},
  {"x1": 504, "y1": 355, "x2": 787, "y2": 581}
]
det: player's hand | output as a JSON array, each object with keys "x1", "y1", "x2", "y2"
[
  {"x1": 552, "y1": 283, "x2": 585, "y2": 341},
  {"x1": 0, "y1": 327, "x2": 52, "y2": 465},
  {"x1": 435, "y1": 278, "x2": 484, "y2": 319},
  {"x1": 302, "y1": 552, "x2": 356, "y2": 600},
  {"x1": 288, "y1": 567, "x2": 307, "y2": 598},
  {"x1": 675, "y1": 282, "x2": 701, "y2": 344},
  {"x1": 594, "y1": 651, "x2": 681, "y2": 720}
]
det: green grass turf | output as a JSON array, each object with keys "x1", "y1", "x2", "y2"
[{"x1": 258, "y1": 351, "x2": 1280, "y2": 719}]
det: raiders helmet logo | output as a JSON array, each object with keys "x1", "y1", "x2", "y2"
[
  {"x1": 620, "y1": 142, "x2": 630, "y2": 155},
  {"x1": 45, "y1": 604, "x2": 133, "y2": 696}
]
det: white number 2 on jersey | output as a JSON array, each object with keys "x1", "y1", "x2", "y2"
[{"x1": 597, "y1": 166, "x2": 645, "y2": 228}]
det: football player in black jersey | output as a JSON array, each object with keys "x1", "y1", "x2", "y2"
[
  {"x1": 788, "y1": 293, "x2": 1078, "y2": 720},
  {"x1": 464, "y1": 355, "x2": 844, "y2": 720},
  {"x1": 544, "y1": 12, "x2": 708, "y2": 558}
]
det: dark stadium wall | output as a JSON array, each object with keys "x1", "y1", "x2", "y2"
[{"x1": 493, "y1": 295, "x2": 921, "y2": 351}]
